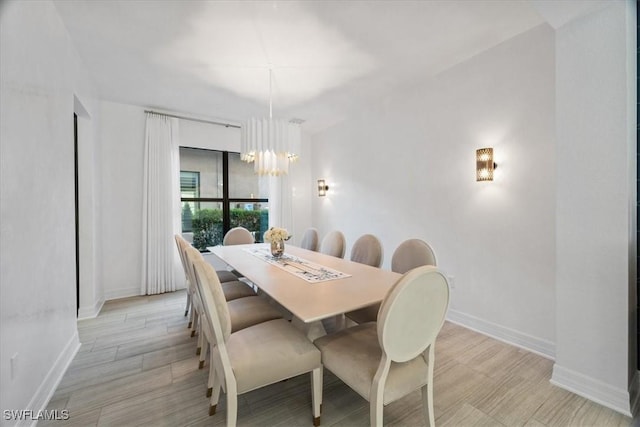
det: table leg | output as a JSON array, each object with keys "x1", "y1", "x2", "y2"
[{"x1": 291, "y1": 317, "x2": 326, "y2": 341}]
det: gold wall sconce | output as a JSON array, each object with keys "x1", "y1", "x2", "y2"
[
  {"x1": 317, "y1": 179, "x2": 329, "y2": 196},
  {"x1": 476, "y1": 148, "x2": 497, "y2": 181}
]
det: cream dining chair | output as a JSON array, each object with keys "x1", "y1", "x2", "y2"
[
  {"x1": 223, "y1": 226, "x2": 254, "y2": 246},
  {"x1": 174, "y1": 234, "x2": 194, "y2": 322},
  {"x1": 391, "y1": 238, "x2": 437, "y2": 274},
  {"x1": 182, "y1": 245, "x2": 282, "y2": 369},
  {"x1": 192, "y1": 257, "x2": 323, "y2": 426},
  {"x1": 314, "y1": 266, "x2": 450, "y2": 427},
  {"x1": 350, "y1": 234, "x2": 383, "y2": 268},
  {"x1": 346, "y1": 238, "x2": 436, "y2": 324},
  {"x1": 176, "y1": 234, "x2": 240, "y2": 293},
  {"x1": 221, "y1": 226, "x2": 256, "y2": 280},
  {"x1": 175, "y1": 234, "x2": 243, "y2": 331},
  {"x1": 319, "y1": 230, "x2": 346, "y2": 258},
  {"x1": 300, "y1": 227, "x2": 320, "y2": 251},
  {"x1": 175, "y1": 235, "x2": 254, "y2": 335}
]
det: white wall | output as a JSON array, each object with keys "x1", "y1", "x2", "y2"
[
  {"x1": 98, "y1": 101, "x2": 147, "y2": 300},
  {"x1": 310, "y1": 2, "x2": 637, "y2": 415},
  {"x1": 553, "y1": 0, "x2": 636, "y2": 415},
  {"x1": 77, "y1": 103, "x2": 104, "y2": 319},
  {"x1": 289, "y1": 133, "x2": 314, "y2": 246},
  {"x1": 0, "y1": 0, "x2": 98, "y2": 418},
  {"x1": 311, "y1": 24, "x2": 557, "y2": 354}
]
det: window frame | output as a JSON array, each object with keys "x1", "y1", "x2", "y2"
[{"x1": 179, "y1": 147, "x2": 268, "y2": 245}]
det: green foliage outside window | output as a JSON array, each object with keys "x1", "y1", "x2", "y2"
[
  {"x1": 191, "y1": 208, "x2": 269, "y2": 251},
  {"x1": 182, "y1": 204, "x2": 193, "y2": 232}
]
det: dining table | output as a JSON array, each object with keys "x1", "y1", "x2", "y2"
[{"x1": 207, "y1": 243, "x2": 402, "y2": 340}]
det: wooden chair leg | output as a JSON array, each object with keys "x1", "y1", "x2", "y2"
[
  {"x1": 370, "y1": 357, "x2": 390, "y2": 427},
  {"x1": 421, "y1": 383, "x2": 435, "y2": 427},
  {"x1": 191, "y1": 311, "x2": 199, "y2": 337},
  {"x1": 198, "y1": 338, "x2": 207, "y2": 369},
  {"x1": 209, "y1": 354, "x2": 222, "y2": 413},
  {"x1": 226, "y1": 390, "x2": 238, "y2": 427},
  {"x1": 188, "y1": 299, "x2": 195, "y2": 328},
  {"x1": 185, "y1": 293, "x2": 191, "y2": 317},
  {"x1": 207, "y1": 348, "x2": 216, "y2": 396},
  {"x1": 311, "y1": 367, "x2": 323, "y2": 426},
  {"x1": 422, "y1": 345, "x2": 436, "y2": 427}
]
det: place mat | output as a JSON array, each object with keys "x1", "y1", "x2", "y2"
[{"x1": 244, "y1": 247, "x2": 351, "y2": 283}]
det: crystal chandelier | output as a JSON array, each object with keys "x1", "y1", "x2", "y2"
[{"x1": 240, "y1": 69, "x2": 301, "y2": 176}]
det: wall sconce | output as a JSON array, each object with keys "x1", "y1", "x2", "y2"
[
  {"x1": 317, "y1": 179, "x2": 329, "y2": 196},
  {"x1": 476, "y1": 148, "x2": 497, "y2": 181}
]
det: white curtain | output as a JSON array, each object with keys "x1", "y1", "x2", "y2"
[
  {"x1": 269, "y1": 173, "x2": 294, "y2": 233},
  {"x1": 141, "y1": 113, "x2": 183, "y2": 295}
]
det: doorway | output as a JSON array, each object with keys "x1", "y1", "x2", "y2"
[{"x1": 74, "y1": 113, "x2": 80, "y2": 315}]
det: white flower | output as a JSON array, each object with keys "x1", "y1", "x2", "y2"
[{"x1": 264, "y1": 227, "x2": 291, "y2": 243}]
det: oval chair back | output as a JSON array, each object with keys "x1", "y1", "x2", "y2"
[
  {"x1": 175, "y1": 234, "x2": 195, "y2": 319},
  {"x1": 319, "y1": 230, "x2": 346, "y2": 258},
  {"x1": 350, "y1": 234, "x2": 383, "y2": 268},
  {"x1": 223, "y1": 227, "x2": 254, "y2": 246},
  {"x1": 391, "y1": 239, "x2": 436, "y2": 273},
  {"x1": 377, "y1": 266, "x2": 449, "y2": 362},
  {"x1": 300, "y1": 228, "x2": 319, "y2": 251}
]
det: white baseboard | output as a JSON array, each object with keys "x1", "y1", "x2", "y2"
[
  {"x1": 630, "y1": 370, "x2": 640, "y2": 418},
  {"x1": 104, "y1": 286, "x2": 141, "y2": 301},
  {"x1": 77, "y1": 297, "x2": 105, "y2": 320},
  {"x1": 446, "y1": 309, "x2": 555, "y2": 360},
  {"x1": 551, "y1": 364, "x2": 632, "y2": 417},
  {"x1": 104, "y1": 285, "x2": 187, "y2": 302},
  {"x1": 22, "y1": 332, "x2": 80, "y2": 427}
]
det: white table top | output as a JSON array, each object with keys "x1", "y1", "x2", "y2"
[{"x1": 208, "y1": 244, "x2": 401, "y2": 324}]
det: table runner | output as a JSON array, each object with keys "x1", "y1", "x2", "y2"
[{"x1": 244, "y1": 247, "x2": 351, "y2": 283}]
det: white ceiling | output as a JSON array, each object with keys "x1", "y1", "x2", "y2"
[{"x1": 53, "y1": 1, "x2": 562, "y2": 133}]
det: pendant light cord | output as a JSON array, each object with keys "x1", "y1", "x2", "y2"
[{"x1": 269, "y1": 68, "x2": 273, "y2": 120}]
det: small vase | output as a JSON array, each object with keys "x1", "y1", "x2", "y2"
[{"x1": 270, "y1": 240, "x2": 285, "y2": 258}]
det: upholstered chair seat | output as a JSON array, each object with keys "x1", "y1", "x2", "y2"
[
  {"x1": 343, "y1": 304, "x2": 379, "y2": 325},
  {"x1": 217, "y1": 270, "x2": 241, "y2": 283},
  {"x1": 220, "y1": 280, "x2": 256, "y2": 301},
  {"x1": 226, "y1": 318, "x2": 321, "y2": 392},
  {"x1": 315, "y1": 323, "x2": 429, "y2": 405},
  {"x1": 227, "y1": 296, "x2": 283, "y2": 333}
]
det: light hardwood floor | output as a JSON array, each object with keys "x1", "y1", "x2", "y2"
[{"x1": 43, "y1": 290, "x2": 632, "y2": 426}]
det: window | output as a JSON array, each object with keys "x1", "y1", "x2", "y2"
[
  {"x1": 180, "y1": 171, "x2": 200, "y2": 232},
  {"x1": 179, "y1": 147, "x2": 269, "y2": 251}
]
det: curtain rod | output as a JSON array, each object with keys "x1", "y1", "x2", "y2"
[{"x1": 144, "y1": 110, "x2": 241, "y2": 129}]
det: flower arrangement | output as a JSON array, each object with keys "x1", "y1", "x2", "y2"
[{"x1": 263, "y1": 227, "x2": 291, "y2": 243}]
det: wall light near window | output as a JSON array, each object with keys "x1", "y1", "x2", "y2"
[
  {"x1": 317, "y1": 179, "x2": 329, "y2": 197},
  {"x1": 476, "y1": 148, "x2": 497, "y2": 181}
]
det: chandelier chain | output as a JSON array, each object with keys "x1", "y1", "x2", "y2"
[{"x1": 269, "y1": 68, "x2": 273, "y2": 119}]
